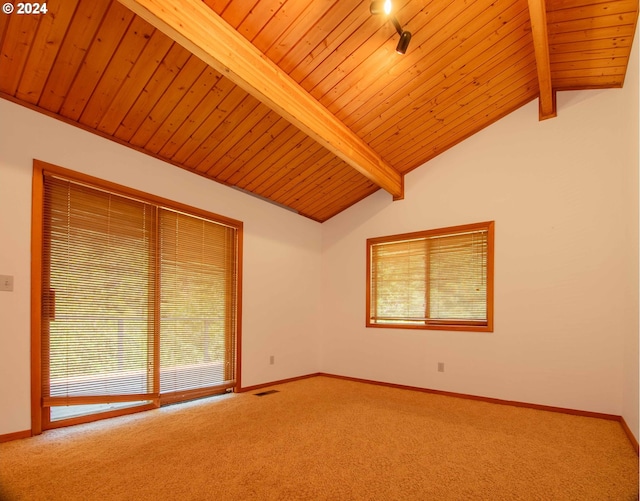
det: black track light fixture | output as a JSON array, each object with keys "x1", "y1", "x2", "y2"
[
  {"x1": 395, "y1": 30, "x2": 412, "y2": 55},
  {"x1": 370, "y1": 1, "x2": 412, "y2": 54}
]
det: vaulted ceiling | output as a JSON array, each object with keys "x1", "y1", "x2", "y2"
[{"x1": 0, "y1": 0, "x2": 637, "y2": 221}]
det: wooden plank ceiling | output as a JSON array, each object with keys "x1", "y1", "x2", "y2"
[{"x1": 0, "y1": 0, "x2": 637, "y2": 222}]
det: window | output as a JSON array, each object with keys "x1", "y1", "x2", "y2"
[
  {"x1": 367, "y1": 221, "x2": 494, "y2": 331},
  {"x1": 31, "y1": 161, "x2": 242, "y2": 432}
]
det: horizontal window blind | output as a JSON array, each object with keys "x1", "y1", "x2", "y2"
[
  {"x1": 368, "y1": 222, "x2": 493, "y2": 331},
  {"x1": 428, "y1": 231, "x2": 487, "y2": 322},
  {"x1": 370, "y1": 239, "x2": 427, "y2": 323},
  {"x1": 43, "y1": 176, "x2": 157, "y2": 405}
]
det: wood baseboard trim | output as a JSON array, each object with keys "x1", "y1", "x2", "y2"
[
  {"x1": 319, "y1": 373, "x2": 621, "y2": 419},
  {"x1": 0, "y1": 429, "x2": 32, "y2": 443},
  {"x1": 619, "y1": 416, "x2": 639, "y2": 455},
  {"x1": 318, "y1": 373, "x2": 640, "y2": 455},
  {"x1": 237, "y1": 373, "x2": 322, "y2": 393}
]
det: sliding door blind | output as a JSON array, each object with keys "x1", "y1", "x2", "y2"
[
  {"x1": 368, "y1": 222, "x2": 493, "y2": 331},
  {"x1": 159, "y1": 210, "x2": 238, "y2": 402},
  {"x1": 43, "y1": 176, "x2": 157, "y2": 406}
]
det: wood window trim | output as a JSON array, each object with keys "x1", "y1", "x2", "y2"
[
  {"x1": 366, "y1": 221, "x2": 494, "y2": 332},
  {"x1": 30, "y1": 160, "x2": 243, "y2": 435}
]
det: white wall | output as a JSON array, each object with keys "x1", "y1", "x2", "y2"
[
  {"x1": 0, "y1": 100, "x2": 323, "y2": 436},
  {"x1": 622, "y1": 31, "x2": 640, "y2": 441},
  {"x1": 321, "y1": 52, "x2": 639, "y2": 420},
  {"x1": 1, "y1": 39, "x2": 637, "y2": 440}
]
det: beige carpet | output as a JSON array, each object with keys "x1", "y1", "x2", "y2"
[{"x1": 0, "y1": 376, "x2": 637, "y2": 500}]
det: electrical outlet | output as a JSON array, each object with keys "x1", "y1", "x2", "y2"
[
  {"x1": 0, "y1": 275, "x2": 13, "y2": 292},
  {"x1": 437, "y1": 362, "x2": 445, "y2": 373},
  {"x1": 269, "y1": 355, "x2": 275, "y2": 365}
]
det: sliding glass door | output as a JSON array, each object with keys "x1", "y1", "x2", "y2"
[
  {"x1": 159, "y1": 210, "x2": 238, "y2": 404},
  {"x1": 34, "y1": 162, "x2": 241, "y2": 430},
  {"x1": 43, "y1": 176, "x2": 158, "y2": 424}
]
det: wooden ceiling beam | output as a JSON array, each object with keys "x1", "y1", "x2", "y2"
[
  {"x1": 527, "y1": 0, "x2": 556, "y2": 120},
  {"x1": 117, "y1": 0, "x2": 404, "y2": 199}
]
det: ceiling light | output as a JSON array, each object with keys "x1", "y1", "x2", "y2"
[
  {"x1": 370, "y1": 0, "x2": 393, "y2": 15},
  {"x1": 370, "y1": 1, "x2": 412, "y2": 54}
]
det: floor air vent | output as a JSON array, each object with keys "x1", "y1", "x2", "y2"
[{"x1": 254, "y1": 390, "x2": 279, "y2": 396}]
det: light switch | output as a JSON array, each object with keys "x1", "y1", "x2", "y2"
[{"x1": 0, "y1": 275, "x2": 14, "y2": 292}]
